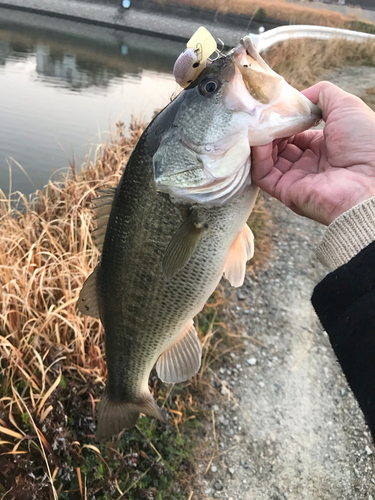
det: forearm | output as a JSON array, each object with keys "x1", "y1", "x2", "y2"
[
  {"x1": 312, "y1": 240, "x2": 375, "y2": 439},
  {"x1": 313, "y1": 199, "x2": 375, "y2": 438}
]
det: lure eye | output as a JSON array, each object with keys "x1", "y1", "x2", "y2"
[{"x1": 200, "y1": 79, "x2": 219, "y2": 96}]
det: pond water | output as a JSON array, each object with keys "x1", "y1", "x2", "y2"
[{"x1": 0, "y1": 8, "x2": 185, "y2": 196}]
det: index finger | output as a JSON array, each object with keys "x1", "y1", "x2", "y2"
[{"x1": 289, "y1": 129, "x2": 321, "y2": 152}]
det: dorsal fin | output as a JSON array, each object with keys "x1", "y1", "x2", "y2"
[
  {"x1": 91, "y1": 188, "x2": 116, "y2": 251},
  {"x1": 156, "y1": 321, "x2": 202, "y2": 383},
  {"x1": 223, "y1": 223, "x2": 254, "y2": 288},
  {"x1": 77, "y1": 265, "x2": 100, "y2": 318}
]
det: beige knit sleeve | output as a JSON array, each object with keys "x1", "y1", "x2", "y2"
[{"x1": 316, "y1": 196, "x2": 375, "y2": 270}]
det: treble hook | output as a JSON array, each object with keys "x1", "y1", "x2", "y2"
[
  {"x1": 208, "y1": 52, "x2": 219, "y2": 62},
  {"x1": 217, "y1": 38, "x2": 225, "y2": 52},
  {"x1": 208, "y1": 38, "x2": 226, "y2": 62}
]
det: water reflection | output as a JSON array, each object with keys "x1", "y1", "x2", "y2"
[
  {"x1": 0, "y1": 39, "x2": 12, "y2": 64},
  {"x1": 35, "y1": 44, "x2": 123, "y2": 91},
  {"x1": 0, "y1": 8, "x2": 184, "y2": 195}
]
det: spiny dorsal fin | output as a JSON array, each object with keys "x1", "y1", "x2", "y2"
[
  {"x1": 223, "y1": 224, "x2": 254, "y2": 288},
  {"x1": 95, "y1": 187, "x2": 116, "y2": 197},
  {"x1": 77, "y1": 265, "x2": 100, "y2": 318},
  {"x1": 156, "y1": 321, "x2": 202, "y2": 383},
  {"x1": 162, "y1": 211, "x2": 208, "y2": 282},
  {"x1": 92, "y1": 188, "x2": 116, "y2": 251},
  {"x1": 92, "y1": 224, "x2": 107, "y2": 250}
]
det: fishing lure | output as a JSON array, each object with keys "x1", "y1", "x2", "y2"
[{"x1": 173, "y1": 26, "x2": 217, "y2": 88}]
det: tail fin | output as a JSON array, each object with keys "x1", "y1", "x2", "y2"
[{"x1": 97, "y1": 387, "x2": 167, "y2": 440}]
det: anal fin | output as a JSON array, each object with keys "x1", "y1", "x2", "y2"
[
  {"x1": 223, "y1": 224, "x2": 254, "y2": 288},
  {"x1": 77, "y1": 265, "x2": 100, "y2": 318},
  {"x1": 156, "y1": 321, "x2": 202, "y2": 383}
]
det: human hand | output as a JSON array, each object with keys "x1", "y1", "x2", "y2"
[{"x1": 251, "y1": 81, "x2": 375, "y2": 225}]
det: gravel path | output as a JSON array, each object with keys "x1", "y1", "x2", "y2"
[
  {"x1": 203, "y1": 197, "x2": 374, "y2": 500},
  {"x1": 201, "y1": 68, "x2": 375, "y2": 500}
]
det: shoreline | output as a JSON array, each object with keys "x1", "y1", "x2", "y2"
[{"x1": 0, "y1": 0, "x2": 277, "y2": 46}]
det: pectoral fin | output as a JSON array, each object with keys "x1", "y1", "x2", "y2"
[
  {"x1": 223, "y1": 224, "x2": 254, "y2": 288},
  {"x1": 241, "y1": 223, "x2": 255, "y2": 261},
  {"x1": 156, "y1": 321, "x2": 202, "y2": 383},
  {"x1": 162, "y1": 211, "x2": 208, "y2": 281},
  {"x1": 77, "y1": 265, "x2": 100, "y2": 318}
]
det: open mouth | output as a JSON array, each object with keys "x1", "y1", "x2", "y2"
[{"x1": 225, "y1": 36, "x2": 322, "y2": 141}]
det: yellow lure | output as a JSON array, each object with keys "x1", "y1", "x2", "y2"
[{"x1": 173, "y1": 26, "x2": 217, "y2": 88}]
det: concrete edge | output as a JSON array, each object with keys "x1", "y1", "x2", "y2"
[{"x1": 0, "y1": 2, "x2": 189, "y2": 42}]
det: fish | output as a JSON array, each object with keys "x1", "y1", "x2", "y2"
[{"x1": 78, "y1": 35, "x2": 321, "y2": 440}]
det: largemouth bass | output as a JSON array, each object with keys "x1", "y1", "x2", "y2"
[{"x1": 78, "y1": 35, "x2": 321, "y2": 439}]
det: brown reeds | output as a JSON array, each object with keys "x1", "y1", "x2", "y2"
[
  {"x1": 264, "y1": 37, "x2": 375, "y2": 90},
  {"x1": 163, "y1": 0, "x2": 360, "y2": 28},
  {"x1": 0, "y1": 121, "x2": 251, "y2": 499},
  {"x1": 0, "y1": 123, "x2": 144, "y2": 498},
  {"x1": 0, "y1": 123, "x2": 138, "y2": 406}
]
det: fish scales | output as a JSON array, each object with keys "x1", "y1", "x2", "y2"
[
  {"x1": 98, "y1": 129, "x2": 256, "y2": 401},
  {"x1": 78, "y1": 34, "x2": 321, "y2": 439}
]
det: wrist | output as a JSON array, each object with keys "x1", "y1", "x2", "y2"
[
  {"x1": 316, "y1": 196, "x2": 375, "y2": 270},
  {"x1": 327, "y1": 187, "x2": 375, "y2": 226}
]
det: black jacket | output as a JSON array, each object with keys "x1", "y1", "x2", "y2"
[{"x1": 312, "y1": 240, "x2": 375, "y2": 439}]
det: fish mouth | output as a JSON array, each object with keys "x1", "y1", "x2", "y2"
[
  {"x1": 226, "y1": 36, "x2": 322, "y2": 145},
  {"x1": 153, "y1": 34, "x2": 323, "y2": 207}
]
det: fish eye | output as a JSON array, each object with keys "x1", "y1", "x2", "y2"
[{"x1": 200, "y1": 79, "x2": 219, "y2": 96}]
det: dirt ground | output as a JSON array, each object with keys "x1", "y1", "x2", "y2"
[{"x1": 200, "y1": 68, "x2": 375, "y2": 500}]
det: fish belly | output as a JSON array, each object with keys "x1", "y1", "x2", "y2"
[
  {"x1": 99, "y1": 181, "x2": 256, "y2": 402},
  {"x1": 95, "y1": 142, "x2": 257, "y2": 438}
]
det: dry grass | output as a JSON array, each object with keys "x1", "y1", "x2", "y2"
[
  {"x1": 1, "y1": 32, "x2": 374, "y2": 497},
  {"x1": 359, "y1": 86, "x2": 375, "y2": 110},
  {"x1": 0, "y1": 121, "x2": 267, "y2": 499},
  {"x1": 264, "y1": 37, "x2": 375, "y2": 90},
  {"x1": 0, "y1": 123, "x2": 137, "y2": 498},
  {"x1": 0, "y1": 123, "x2": 133, "y2": 411},
  {"x1": 162, "y1": 0, "x2": 365, "y2": 29}
]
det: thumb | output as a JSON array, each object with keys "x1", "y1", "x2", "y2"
[{"x1": 301, "y1": 81, "x2": 362, "y2": 122}]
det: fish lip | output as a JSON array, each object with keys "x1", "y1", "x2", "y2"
[
  {"x1": 311, "y1": 105, "x2": 323, "y2": 121},
  {"x1": 230, "y1": 37, "x2": 256, "y2": 59},
  {"x1": 234, "y1": 36, "x2": 324, "y2": 123},
  {"x1": 240, "y1": 35, "x2": 257, "y2": 52},
  {"x1": 231, "y1": 41, "x2": 253, "y2": 64},
  {"x1": 229, "y1": 37, "x2": 286, "y2": 110},
  {"x1": 236, "y1": 39, "x2": 323, "y2": 127},
  {"x1": 234, "y1": 36, "x2": 274, "y2": 74}
]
